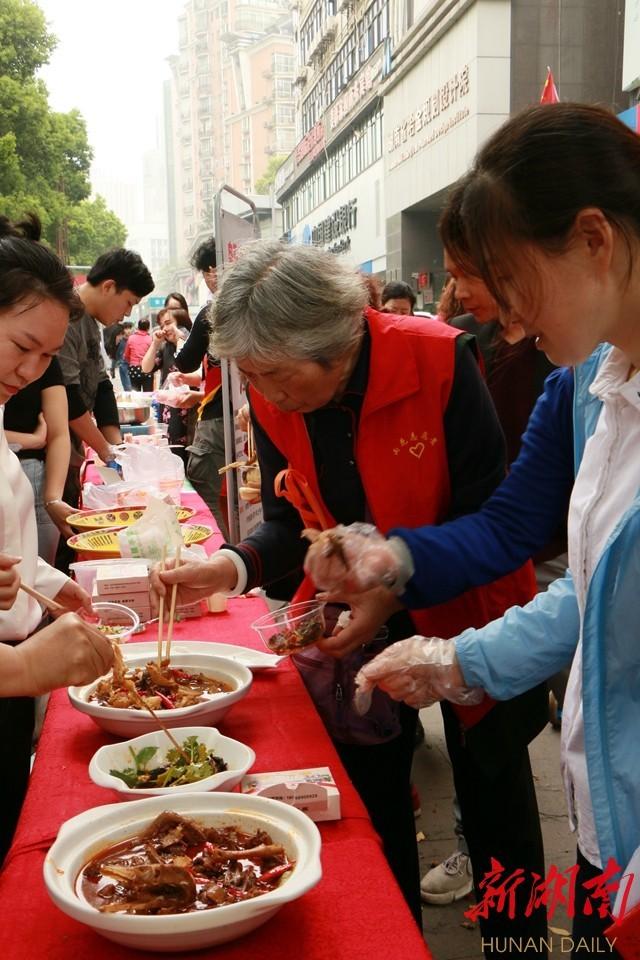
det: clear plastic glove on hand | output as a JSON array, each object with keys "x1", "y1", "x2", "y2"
[
  {"x1": 304, "y1": 523, "x2": 402, "y2": 594},
  {"x1": 354, "y1": 635, "x2": 484, "y2": 710}
]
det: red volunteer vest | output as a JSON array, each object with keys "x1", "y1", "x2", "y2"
[{"x1": 251, "y1": 308, "x2": 537, "y2": 725}]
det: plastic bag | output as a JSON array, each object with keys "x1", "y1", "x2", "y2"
[
  {"x1": 117, "y1": 496, "x2": 183, "y2": 561},
  {"x1": 82, "y1": 478, "x2": 183, "y2": 509},
  {"x1": 115, "y1": 444, "x2": 185, "y2": 485},
  {"x1": 292, "y1": 606, "x2": 402, "y2": 745}
]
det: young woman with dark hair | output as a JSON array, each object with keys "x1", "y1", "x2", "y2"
[
  {"x1": 351, "y1": 103, "x2": 640, "y2": 954},
  {"x1": 0, "y1": 215, "x2": 113, "y2": 863}
]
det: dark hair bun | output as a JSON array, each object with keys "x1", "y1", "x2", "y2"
[{"x1": 0, "y1": 213, "x2": 42, "y2": 242}]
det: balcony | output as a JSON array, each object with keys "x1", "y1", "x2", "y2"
[
  {"x1": 323, "y1": 16, "x2": 338, "y2": 42},
  {"x1": 293, "y1": 65, "x2": 309, "y2": 87}
]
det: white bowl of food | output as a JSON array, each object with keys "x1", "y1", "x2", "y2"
[
  {"x1": 44, "y1": 792, "x2": 322, "y2": 951},
  {"x1": 89, "y1": 726, "x2": 256, "y2": 797},
  {"x1": 68, "y1": 653, "x2": 253, "y2": 738}
]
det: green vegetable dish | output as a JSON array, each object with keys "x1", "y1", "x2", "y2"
[{"x1": 110, "y1": 736, "x2": 228, "y2": 789}]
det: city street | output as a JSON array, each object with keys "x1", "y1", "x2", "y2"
[{"x1": 414, "y1": 705, "x2": 574, "y2": 959}]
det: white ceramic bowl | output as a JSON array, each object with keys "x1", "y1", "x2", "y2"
[
  {"x1": 44, "y1": 792, "x2": 322, "y2": 952},
  {"x1": 89, "y1": 725, "x2": 256, "y2": 797},
  {"x1": 68, "y1": 653, "x2": 253, "y2": 738}
]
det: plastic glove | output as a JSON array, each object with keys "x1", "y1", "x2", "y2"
[
  {"x1": 303, "y1": 523, "x2": 403, "y2": 594},
  {"x1": 353, "y1": 636, "x2": 484, "y2": 711}
]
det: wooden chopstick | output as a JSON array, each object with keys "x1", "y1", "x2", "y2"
[
  {"x1": 156, "y1": 545, "x2": 167, "y2": 668},
  {"x1": 165, "y1": 544, "x2": 181, "y2": 664},
  {"x1": 130, "y1": 688, "x2": 191, "y2": 764},
  {"x1": 111, "y1": 644, "x2": 190, "y2": 764},
  {"x1": 19, "y1": 582, "x2": 65, "y2": 614}
]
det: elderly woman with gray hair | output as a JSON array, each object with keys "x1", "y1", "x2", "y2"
[{"x1": 153, "y1": 240, "x2": 544, "y2": 934}]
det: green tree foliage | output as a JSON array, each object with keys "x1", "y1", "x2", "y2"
[
  {"x1": 0, "y1": 0, "x2": 55, "y2": 81},
  {"x1": 254, "y1": 153, "x2": 288, "y2": 194},
  {"x1": 0, "y1": 0, "x2": 125, "y2": 264},
  {"x1": 66, "y1": 196, "x2": 127, "y2": 263}
]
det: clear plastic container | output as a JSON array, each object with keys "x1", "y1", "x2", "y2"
[
  {"x1": 251, "y1": 600, "x2": 326, "y2": 656},
  {"x1": 89, "y1": 601, "x2": 140, "y2": 643}
]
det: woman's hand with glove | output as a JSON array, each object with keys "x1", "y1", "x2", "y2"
[
  {"x1": 304, "y1": 523, "x2": 409, "y2": 595},
  {"x1": 353, "y1": 635, "x2": 484, "y2": 711}
]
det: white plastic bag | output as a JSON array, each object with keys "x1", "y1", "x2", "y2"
[{"x1": 118, "y1": 496, "x2": 183, "y2": 561}]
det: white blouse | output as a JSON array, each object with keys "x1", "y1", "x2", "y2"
[
  {"x1": 0, "y1": 408, "x2": 68, "y2": 642},
  {"x1": 563, "y1": 349, "x2": 640, "y2": 868}
]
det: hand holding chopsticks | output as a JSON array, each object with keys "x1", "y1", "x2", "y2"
[{"x1": 156, "y1": 545, "x2": 181, "y2": 668}]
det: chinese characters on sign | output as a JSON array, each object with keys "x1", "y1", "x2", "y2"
[
  {"x1": 329, "y1": 56, "x2": 382, "y2": 132},
  {"x1": 387, "y1": 65, "x2": 471, "y2": 171},
  {"x1": 466, "y1": 858, "x2": 635, "y2": 925},
  {"x1": 310, "y1": 198, "x2": 357, "y2": 254},
  {"x1": 295, "y1": 121, "x2": 325, "y2": 167}
]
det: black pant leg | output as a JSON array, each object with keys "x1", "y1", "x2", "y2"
[
  {"x1": 571, "y1": 848, "x2": 621, "y2": 958},
  {"x1": 333, "y1": 703, "x2": 422, "y2": 928},
  {"x1": 442, "y1": 701, "x2": 548, "y2": 958},
  {"x1": 0, "y1": 696, "x2": 35, "y2": 866}
]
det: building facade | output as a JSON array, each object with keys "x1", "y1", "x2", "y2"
[
  {"x1": 276, "y1": 0, "x2": 390, "y2": 276},
  {"x1": 166, "y1": 0, "x2": 296, "y2": 264},
  {"x1": 278, "y1": 0, "x2": 628, "y2": 307}
]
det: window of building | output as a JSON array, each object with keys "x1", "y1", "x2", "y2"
[
  {"x1": 301, "y1": 0, "x2": 388, "y2": 135},
  {"x1": 281, "y1": 107, "x2": 382, "y2": 230},
  {"x1": 197, "y1": 54, "x2": 209, "y2": 75},
  {"x1": 242, "y1": 135, "x2": 251, "y2": 154},
  {"x1": 272, "y1": 53, "x2": 294, "y2": 75},
  {"x1": 195, "y1": 10, "x2": 209, "y2": 33},
  {"x1": 276, "y1": 103, "x2": 295, "y2": 124},
  {"x1": 274, "y1": 78, "x2": 293, "y2": 98}
]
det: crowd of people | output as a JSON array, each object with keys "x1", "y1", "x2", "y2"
[{"x1": 1, "y1": 101, "x2": 639, "y2": 959}]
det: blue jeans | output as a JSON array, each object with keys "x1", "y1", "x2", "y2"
[
  {"x1": 117, "y1": 360, "x2": 132, "y2": 391},
  {"x1": 20, "y1": 457, "x2": 60, "y2": 565}
]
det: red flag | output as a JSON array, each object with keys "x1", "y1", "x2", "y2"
[{"x1": 540, "y1": 67, "x2": 559, "y2": 104}]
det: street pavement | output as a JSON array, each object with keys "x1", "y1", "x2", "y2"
[{"x1": 413, "y1": 705, "x2": 575, "y2": 959}]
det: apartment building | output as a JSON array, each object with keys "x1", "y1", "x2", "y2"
[
  {"x1": 276, "y1": 0, "x2": 389, "y2": 276},
  {"x1": 166, "y1": 0, "x2": 296, "y2": 264}
]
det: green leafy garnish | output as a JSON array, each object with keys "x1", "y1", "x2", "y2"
[{"x1": 109, "y1": 737, "x2": 227, "y2": 789}]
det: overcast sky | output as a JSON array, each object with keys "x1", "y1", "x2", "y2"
[{"x1": 37, "y1": 0, "x2": 184, "y2": 182}]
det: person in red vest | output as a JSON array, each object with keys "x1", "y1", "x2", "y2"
[{"x1": 153, "y1": 241, "x2": 548, "y2": 947}]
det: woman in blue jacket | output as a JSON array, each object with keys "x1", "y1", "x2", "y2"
[{"x1": 337, "y1": 104, "x2": 640, "y2": 954}]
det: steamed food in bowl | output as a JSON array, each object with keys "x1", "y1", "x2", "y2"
[{"x1": 78, "y1": 811, "x2": 295, "y2": 915}]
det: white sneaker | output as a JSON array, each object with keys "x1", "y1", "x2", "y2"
[{"x1": 420, "y1": 851, "x2": 473, "y2": 904}]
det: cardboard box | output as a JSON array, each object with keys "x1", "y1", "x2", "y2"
[
  {"x1": 240, "y1": 767, "x2": 340, "y2": 822},
  {"x1": 95, "y1": 563, "x2": 149, "y2": 596},
  {"x1": 92, "y1": 584, "x2": 151, "y2": 623}
]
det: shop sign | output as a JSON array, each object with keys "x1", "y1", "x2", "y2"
[
  {"x1": 329, "y1": 53, "x2": 383, "y2": 134},
  {"x1": 310, "y1": 198, "x2": 357, "y2": 248},
  {"x1": 295, "y1": 121, "x2": 325, "y2": 167},
  {"x1": 387, "y1": 64, "x2": 471, "y2": 159}
]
